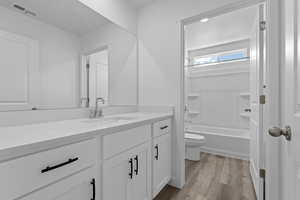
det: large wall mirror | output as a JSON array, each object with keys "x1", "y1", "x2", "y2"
[{"x1": 0, "y1": 0, "x2": 138, "y2": 111}]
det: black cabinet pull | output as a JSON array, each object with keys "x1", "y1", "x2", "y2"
[
  {"x1": 41, "y1": 157, "x2": 79, "y2": 173},
  {"x1": 160, "y1": 125, "x2": 168, "y2": 130},
  {"x1": 155, "y1": 145, "x2": 159, "y2": 160},
  {"x1": 134, "y1": 155, "x2": 139, "y2": 175},
  {"x1": 129, "y1": 158, "x2": 133, "y2": 179},
  {"x1": 91, "y1": 178, "x2": 96, "y2": 200}
]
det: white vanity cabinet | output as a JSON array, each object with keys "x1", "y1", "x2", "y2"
[
  {"x1": 102, "y1": 125, "x2": 152, "y2": 200},
  {"x1": 152, "y1": 119, "x2": 172, "y2": 198},
  {"x1": 0, "y1": 139, "x2": 98, "y2": 200},
  {"x1": 1, "y1": 116, "x2": 173, "y2": 200}
]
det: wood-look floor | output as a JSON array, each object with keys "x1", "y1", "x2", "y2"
[{"x1": 154, "y1": 153, "x2": 257, "y2": 200}]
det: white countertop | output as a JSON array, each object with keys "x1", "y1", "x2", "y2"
[{"x1": 0, "y1": 112, "x2": 173, "y2": 161}]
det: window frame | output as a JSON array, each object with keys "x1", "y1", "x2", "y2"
[{"x1": 190, "y1": 48, "x2": 249, "y2": 67}]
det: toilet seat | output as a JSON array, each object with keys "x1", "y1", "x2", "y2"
[
  {"x1": 185, "y1": 133, "x2": 205, "y2": 140},
  {"x1": 185, "y1": 133, "x2": 206, "y2": 144}
]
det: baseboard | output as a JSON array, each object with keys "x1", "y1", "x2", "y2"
[
  {"x1": 199, "y1": 146, "x2": 249, "y2": 160},
  {"x1": 153, "y1": 176, "x2": 172, "y2": 198},
  {"x1": 169, "y1": 176, "x2": 184, "y2": 189}
]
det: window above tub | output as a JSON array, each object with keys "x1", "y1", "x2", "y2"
[{"x1": 191, "y1": 48, "x2": 249, "y2": 66}]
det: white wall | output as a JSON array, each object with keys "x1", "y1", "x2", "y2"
[
  {"x1": 81, "y1": 23, "x2": 138, "y2": 105},
  {"x1": 77, "y1": 0, "x2": 137, "y2": 34},
  {"x1": 0, "y1": 6, "x2": 81, "y2": 109},
  {"x1": 185, "y1": 6, "x2": 255, "y2": 50},
  {"x1": 186, "y1": 61, "x2": 250, "y2": 130},
  {"x1": 138, "y1": 0, "x2": 251, "y2": 188}
]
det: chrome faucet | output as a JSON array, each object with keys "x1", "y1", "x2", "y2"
[{"x1": 90, "y1": 97, "x2": 105, "y2": 118}]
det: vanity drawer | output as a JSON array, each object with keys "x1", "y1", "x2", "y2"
[
  {"x1": 0, "y1": 139, "x2": 97, "y2": 200},
  {"x1": 103, "y1": 125, "x2": 151, "y2": 159},
  {"x1": 153, "y1": 119, "x2": 171, "y2": 137}
]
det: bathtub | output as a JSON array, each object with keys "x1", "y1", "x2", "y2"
[{"x1": 185, "y1": 124, "x2": 250, "y2": 160}]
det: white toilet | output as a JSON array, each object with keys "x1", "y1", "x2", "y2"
[{"x1": 185, "y1": 133, "x2": 206, "y2": 161}]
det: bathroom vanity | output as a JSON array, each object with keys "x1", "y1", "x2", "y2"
[{"x1": 0, "y1": 112, "x2": 172, "y2": 200}]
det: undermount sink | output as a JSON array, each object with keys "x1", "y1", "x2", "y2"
[{"x1": 81, "y1": 116, "x2": 137, "y2": 124}]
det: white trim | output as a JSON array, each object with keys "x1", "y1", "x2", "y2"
[
  {"x1": 264, "y1": 0, "x2": 281, "y2": 200},
  {"x1": 188, "y1": 70, "x2": 249, "y2": 78},
  {"x1": 181, "y1": 0, "x2": 265, "y2": 25},
  {"x1": 188, "y1": 39, "x2": 250, "y2": 58}
]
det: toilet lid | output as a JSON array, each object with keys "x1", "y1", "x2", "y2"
[{"x1": 185, "y1": 133, "x2": 205, "y2": 140}]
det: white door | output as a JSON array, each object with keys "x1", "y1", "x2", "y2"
[
  {"x1": 0, "y1": 30, "x2": 39, "y2": 111},
  {"x1": 102, "y1": 143, "x2": 151, "y2": 200},
  {"x1": 280, "y1": 0, "x2": 300, "y2": 199},
  {"x1": 19, "y1": 167, "x2": 96, "y2": 200},
  {"x1": 86, "y1": 50, "x2": 109, "y2": 107},
  {"x1": 102, "y1": 152, "x2": 134, "y2": 200},
  {"x1": 152, "y1": 133, "x2": 171, "y2": 198},
  {"x1": 132, "y1": 144, "x2": 151, "y2": 200},
  {"x1": 249, "y1": 4, "x2": 265, "y2": 200}
]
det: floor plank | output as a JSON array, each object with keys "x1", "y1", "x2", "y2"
[{"x1": 154, "y1": 153, "x2": 257, "y2": 200}]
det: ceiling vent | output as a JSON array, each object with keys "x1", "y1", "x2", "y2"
[{"x1": 13, "y1": 4, "x2": 36, "y2": 17}]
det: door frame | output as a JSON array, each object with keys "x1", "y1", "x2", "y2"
[
  {"x1": 0, "y1": 30, "x2": 39, "y2": 111},
  {"x1": 281, "y1": 0, "x2": 298, "y2": 199},
  {"x1": 179, "y1": 0, "x2": 281, "y2": 199}
]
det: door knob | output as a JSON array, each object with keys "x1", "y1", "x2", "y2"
[{"x1": 268, "y1": 126, "x2": 292, "y2": 141}]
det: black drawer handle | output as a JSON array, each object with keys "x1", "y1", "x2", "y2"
[
  {"x1": 160, "y1": 125, "x2": 168, "y2": 130},
  {"x1": 41, "y1": 157, "x2": 79, "y2": 173},
  {"x1": 155, "y1": 144, "x2": 159, "y2": 160},
  {"x1": 129, "y1": 158, "x2": 133, "y2": 179},
  {"x1": 134, "y1": 155, "x2": 139, "y2": 175},
  {"x1": 91, "y1": 178, "x2": 96, "y2": 200}
]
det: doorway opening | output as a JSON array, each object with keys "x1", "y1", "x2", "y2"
[
  {"x1": 80, "y1": 48, "x2": 109, "y2": 108},
  {"x1": 156, "y1": 3, "x2": 268, "y2": 200}
]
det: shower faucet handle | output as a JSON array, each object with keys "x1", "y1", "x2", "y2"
[{"x1": 184, "y1": 104, "x2": 189, "y2": 112}]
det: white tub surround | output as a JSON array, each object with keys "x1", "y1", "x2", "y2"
[{"x1": 0, "y1": 110, "x2": 173, "y2": 200}]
